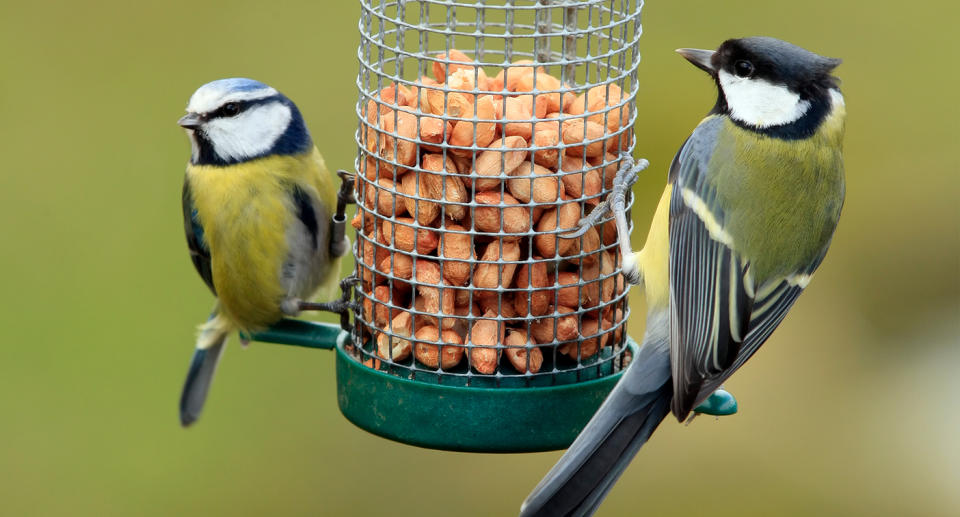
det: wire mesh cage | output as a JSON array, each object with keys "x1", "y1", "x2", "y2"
[{"x1": 341, "y1": 0, "x2": 644, "y2": 451}]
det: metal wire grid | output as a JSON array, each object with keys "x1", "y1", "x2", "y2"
[{"x1": 350, "y1": 0, "x2": 644, "y2": 387}]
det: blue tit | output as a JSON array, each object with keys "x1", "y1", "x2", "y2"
[
  {"x1": 522, "y1": 37, "x2": 845, "y2": 516},
  {"x1": 177, "y1": 78, "x2": 355, "y2": 427}
]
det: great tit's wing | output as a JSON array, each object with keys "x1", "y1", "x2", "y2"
[
  {"x1": 667, "y1": 117, "x2": 755, "y2": 420},
  {"x1": 182, "y1": 179, "x2": 216, "y2": 295},
  {"x1": 693, "y1": 259, "x2": 820, "y2": 403},
  {"x1": 668, "y1": 116, "x2": 819, "y2": 420}
]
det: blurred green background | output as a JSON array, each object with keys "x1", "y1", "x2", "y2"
[{"x1": 1, "y1": 0, "x2": 957, "y2": 515}]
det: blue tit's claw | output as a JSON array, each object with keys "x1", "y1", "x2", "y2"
[
  {"x1": 340, "y1": 274, "x2": 361, "y2": 290},
  {"x1": 336, "y1": 170, "x2": 357, "y2": 205},
  {"x1": 300, "y1": 299, "x2": 354, "y2": 316}
]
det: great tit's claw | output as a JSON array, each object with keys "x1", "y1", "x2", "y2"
[{"x1": 560, "y1": 199, "x2": 611, "y2": 239}]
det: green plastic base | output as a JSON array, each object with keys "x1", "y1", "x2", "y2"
[
  {"x1": 251, "y1": 320, "x2": 737, "y2": 452},
  {"x1": 335, "y1": 338, "x2": 638, "y2": 453}
]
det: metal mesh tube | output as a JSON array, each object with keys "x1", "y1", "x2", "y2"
[{"x1": 351, "y1": 0, "x2": 643, "y2": 387}]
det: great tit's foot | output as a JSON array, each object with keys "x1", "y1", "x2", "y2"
[
  {"x1": 560, "y1": 154, "x2": 648, "y2": 239},
  {"x1": 336, "y1": 170, "x2": 357, "y2": 205},
  {"x1": 560, "y1": 199, "x2": 611, "y2": 239}
]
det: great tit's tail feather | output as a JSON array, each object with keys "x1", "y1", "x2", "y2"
[
  {"x1": 179, "y1": 312, "x2": 232, "y2": 427},
  {"x1": 520, "y1": 312, "x2": 672, "y2": 517}
]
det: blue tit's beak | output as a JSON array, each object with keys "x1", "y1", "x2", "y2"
[
  {"x1": 676, "y1": 48, "x2": 717, "y2": 75},
  {"x1": 178, "y1": 113, "x2": 202, "y2": 130}
]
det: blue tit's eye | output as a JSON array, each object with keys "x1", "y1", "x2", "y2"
[
  {"x1": 734, "y1": 60, "x2": 754, "y2": 78},
  {"x1": 221, "y1": 102, "x2": 240, "y2": 117}
]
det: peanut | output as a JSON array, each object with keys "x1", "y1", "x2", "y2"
[
  {"x1": 421, "y1": 154, "x2": 468, "y2": 221},
  {"x1": 504, "y1": 329, "x2": 543, "y2": 373},
  {"x1": 561, "y1": 118, "x2": 606, "y2": 158},
  {"x1": 432, "y1": 49, "x2": 476, "y2": 83},
  {"x1": 399, "y1": 171, "x2": 440, "y2": 226},
  {"x1": 558, "y1": 157, "x2": 603, "y2": 204},
  {"x1": 377, "y1": 311, "x2": 413, "y2": 361},
  {"x1": 532, "y1": 122, "x2": 562, "y2": 168},
  {"x1": 473, "y1": 191, "x2": 531, "y2": 238},
  {"x1": 468, "y1": 311, "x2": 504, "y2": 374},
  {"x1": 438, "y1": 223, "x2": 473, "y2": 286},
  {"x1": 533, "y1": 200, "x2": 582, "y2": 257},
  {"x1": 449, "y1": 95, "x2": 497, "y2": 150},
  {"x1": 512, "y1": 260, "x2": 552, "y2": 317},
  {"x1": 558, "y1": 317, "x2": 608, "y2": 360},
  {"x1": 502, "y1": 96, "x2": 535, "y2": 140},
  {"x1": 529, "y1": 306, "x2": 578, "y2": 344},
  {"x1": 379, "y1": 217, "x2": 439, "y2": 255},
  {"x1": 414, "y1": 259, "x2": 455, "y2": 328},
  {"x1": 507, "y1": 161, "x2": 561, "y2": 204},
  {"x1": 473, "y1": 136, "x2": 529, "y2": 191},
  {"x1": 472, "y1": 240, "x2": 521, "y2": 289},
  {"x1": 414, "y1": 325, "x2": 465, "y2": 370}
]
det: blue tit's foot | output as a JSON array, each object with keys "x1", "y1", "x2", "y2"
[
  {"x1": 299, "y1": 299, "x2": 361, "y2": 316},
  {"x1": 336, "y1": 170, "x2": 357, "y2": 206},
  {"x1": 330, "y1": 170, "x2": 357, "y2": 259},
  {"x1": 339, "y1": 274, "x2": 361, "y2": 290},
  {"x1": 299, "y1": 275, "x2": 362, "y2": 317}
]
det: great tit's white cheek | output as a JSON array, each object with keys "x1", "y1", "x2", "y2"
[
  {"x1": 206, "y1": 103, "x2": 292, "y2": 162},
  {"x1": 718, "y1": 70, "x2": 810, "y2": 128}
]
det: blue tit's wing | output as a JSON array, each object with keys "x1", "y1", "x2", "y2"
[
  {"x1": 667, "y1": 116, "x2": 810, "y2": 420},
  {"x1": 291, "y1": 185, "x2": 320, "y2": 252},
  {"x1": 182, "y1": 178, "x2": 215, "y2": 295}
]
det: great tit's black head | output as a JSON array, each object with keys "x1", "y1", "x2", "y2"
[
  {"x1": 713, "y1": 37, "x2": 842, "y2": 94},
  {"x1": 178, "y1": 78, "x2": 312, "y2": 166},
  {"x1": 678, "y1": 37, "x2": 843, "y2": 132}
]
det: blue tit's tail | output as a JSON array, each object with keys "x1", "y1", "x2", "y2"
[
  {"x1": 520, "y1": 311, "x2": 672, "y2": 517},
  {"x1": 179, "y1": 310, "x2": 233, "y2": 427}
]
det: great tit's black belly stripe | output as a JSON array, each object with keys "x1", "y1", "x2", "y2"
[{"x1": 292, "y1": 186, "x2": 319, "y2": 250}]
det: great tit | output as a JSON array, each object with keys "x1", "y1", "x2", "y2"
[
  {"x1": 177, "y1": 78, "x2": 354, "y2": 427},
  {"x1": 521, "y1": 37, "x2": 845, "y2": 516}
]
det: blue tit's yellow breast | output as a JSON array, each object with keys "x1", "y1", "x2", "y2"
[
  {"x1": 186, "y1": 148, "x2": 332, "y2": 332},
  {"x1": 710, "y1": 100, "x2": 845, "y2": 283}
]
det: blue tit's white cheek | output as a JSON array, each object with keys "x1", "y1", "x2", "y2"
[
  {"x1": 204, "y1": 103, "x2": 292, "y2": 163},
  {"x1": 187, "y1": 85, "x2": 278, "y2": 114},
  {"x1": 718, "y1": 70, "x2": 811, "y2": 128}
]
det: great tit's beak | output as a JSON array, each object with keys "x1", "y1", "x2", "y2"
[
  {"x1": 676, "y1": 48, "x2": 717, "y2": 75},
  {"x1": 178, "y1": 113, "x2": 202, "y2": 130}
]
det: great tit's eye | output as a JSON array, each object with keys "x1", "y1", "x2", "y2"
[
  {"x1": 221, "y1": 102, "x2": 240, "y2": 117},
  {"x1": 734, "y1": 60, "x2": 754, "y2": 78}
]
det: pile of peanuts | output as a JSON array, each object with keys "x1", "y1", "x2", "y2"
[{"x1": 352, "y1": 50, "x2": 629, "y2": 375}]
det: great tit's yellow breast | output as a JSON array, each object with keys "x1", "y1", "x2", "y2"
[
  {"x1": 712, "y1": 101, "x2": 845, "y2": 283},
  {"x1": 186, "y1": 149, "x2": 331, "y2": 332},
  {"x1": 637, "y1": 186, "x2": 672, "y2": 309}
]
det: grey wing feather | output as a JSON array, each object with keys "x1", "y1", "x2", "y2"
[
  {"x1": 667, "y1": 116, "x2": 802, "y2": 420},
  {"x1": 668, "y1": 117, "x2": 835, "y2": 419},
  {"x1": 182, "y1": 179, "x2": 215, "y2": 295}
]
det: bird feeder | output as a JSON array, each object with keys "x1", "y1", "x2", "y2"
[{"x1": 250, "y1": 0, "x2": 735, "y2": 453}]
